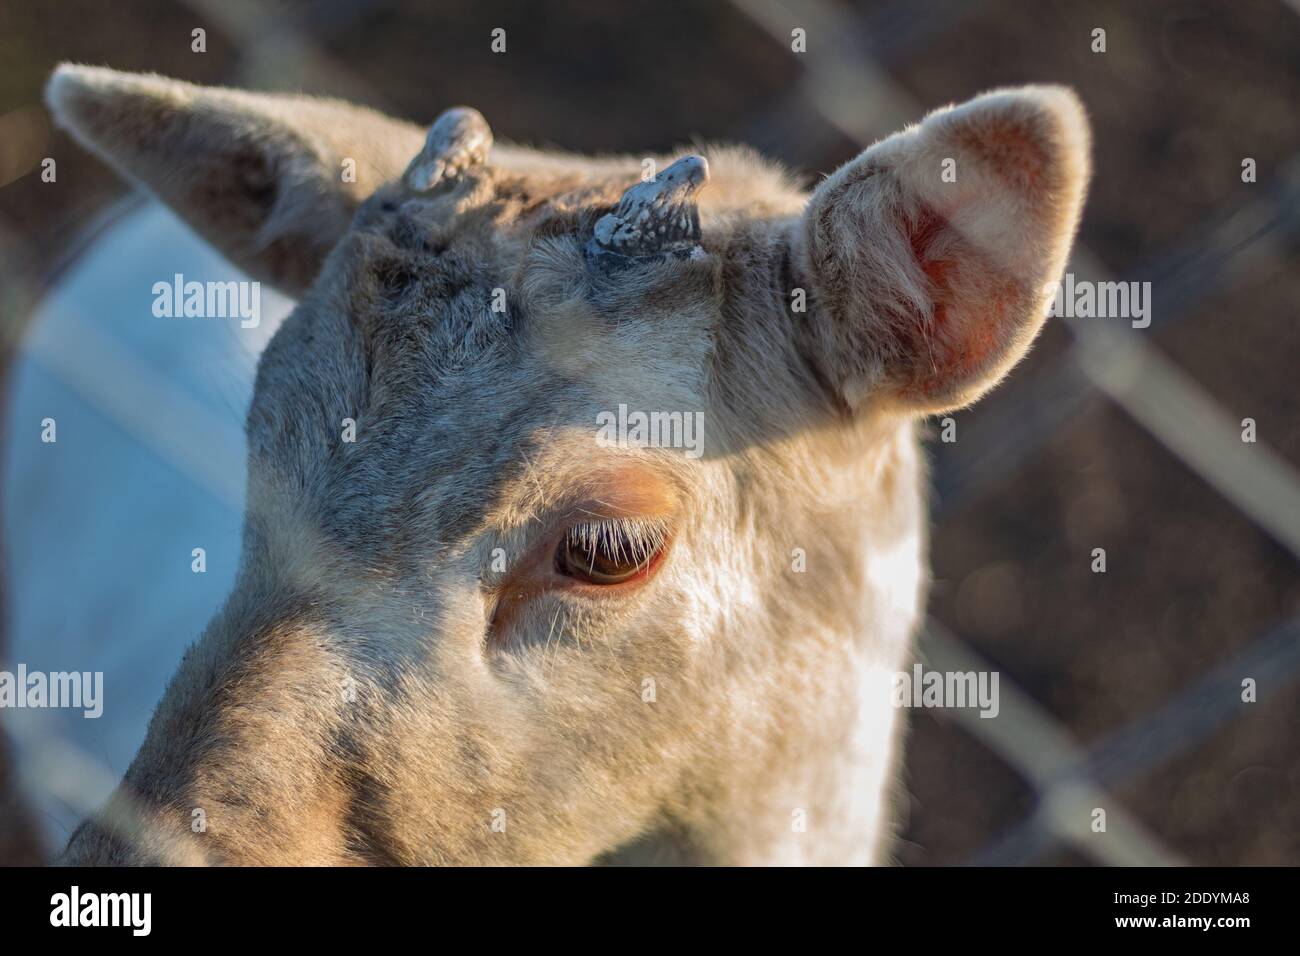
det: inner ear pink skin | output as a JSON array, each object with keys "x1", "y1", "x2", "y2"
[{"x1": 900, "y1": 204, "x2": 1025, "y2": 402}]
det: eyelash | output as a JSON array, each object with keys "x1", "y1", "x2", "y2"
[
  {"x1": 552, "y1": 515, "x2": 672, "y2": 586},
  {"x1": 562, "y1": 516, "x2": 670, "y2": 567}
]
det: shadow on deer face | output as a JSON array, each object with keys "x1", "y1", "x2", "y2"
[{"x1": 46, "y1": 65, "x2": 1088, "y2": 865}]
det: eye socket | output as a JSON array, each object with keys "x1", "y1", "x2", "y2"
[{"x1": 554, "y1": 518, "x2": 669, "y2": 586}]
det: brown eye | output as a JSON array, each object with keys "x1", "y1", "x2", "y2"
[{"x1": 555, "y1": 520, "x2": 667, "y2": 586}]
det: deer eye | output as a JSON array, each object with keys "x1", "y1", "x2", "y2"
[{"x1": 554, "y1": 518, "x2": 669, "y2": 586}]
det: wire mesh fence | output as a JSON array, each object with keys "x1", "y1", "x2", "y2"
[
  {"x1": 727, "y1": 0, "x2": 1299, "y2": 865},
  {"x1": 1, "y1": 0, "x2": 1296, "y2": 865},
  {"x1": 740, "y1": 0, "x2": 1298, "y2": 865}
]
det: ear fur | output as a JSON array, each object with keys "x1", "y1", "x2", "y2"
[
  {"x1": 796, "y1": 85, "x2": 1091, "y2": 415},
  {"x1": 45, "y1": 64, "x2": 425, "y2": 295}
]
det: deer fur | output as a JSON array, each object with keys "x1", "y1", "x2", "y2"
[{"x1": 44, "y1": 64, "x2": 1089, "y2": 866}]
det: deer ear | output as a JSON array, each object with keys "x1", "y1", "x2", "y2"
[
  {"x1": 45, "y1": 64, "x2": 424, "y2": 295},
  {"x1": 796, "y1": 86, "x2": 1090, "y2": 415}
]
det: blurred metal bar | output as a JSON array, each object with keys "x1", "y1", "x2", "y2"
[
  {"x1": 935, "y1": 160, "x2": 1300, "y2": 514},
  {"x1": 0, "y1": 205, "x2": 247, "y2": 509},
  {"x1": 18, "y1": 0, "x2": 1293, "y2": 869},
  {"x1": 1084, "y1": 612, "x2": 1300, "y2": 786},
  {"x1": 921, "y1": 623, "x2": 1185, "y2": 866},
  {"x1": 733, "y1": 2, "x2": 1300, "y2": 526},
  {"x1": 731, "y1": 0, "x2": 920, "y2": 145},
  {"x1": 1071, "y1": 297, "x2": 1300, "y2": 560},
  {"x1": 179, "y1": 0, "x2": 391, "y2": 106},
  {"x1": 22, "y1": 300, "x2": 247, "y2": 510},
  {"x1": 730, "y1": 0, "x2": 1300, "y2": 867},
  {"x1": 966, "y1": 611, "x2": 1300, "y2": 865}
]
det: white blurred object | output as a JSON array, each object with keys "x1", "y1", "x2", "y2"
[{"x1": 2, "y1": 199, "x2": 294, "y2": 847}]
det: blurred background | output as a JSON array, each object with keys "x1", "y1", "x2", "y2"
[{"x1": 0, "y1": 0, "x2": 1297, "y2": 865}]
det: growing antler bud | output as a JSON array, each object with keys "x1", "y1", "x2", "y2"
[
  {"x1": 404, "y1": 107, "x2": 493, "y2": 191},
  {"x1": 586, "y1": 155, "x2": 710, "y2": 272}
]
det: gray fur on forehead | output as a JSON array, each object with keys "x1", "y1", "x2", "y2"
[
  {"x1": 243, "y1": 145, "x2": 808, "y2": 553},
  {"x1": 345, "y1": 192, "x2": 516, "y2": 371},
  {"x1": 312, "y1": 146, "x2": 804, "y2": 366}
]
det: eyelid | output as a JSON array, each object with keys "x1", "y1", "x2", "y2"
[
  {"x1": 555, "y1": 466, "x2": 681, "y2": 525},
  {"x1": 558, "y1": 498, "x2": 673, "y2": 525}
]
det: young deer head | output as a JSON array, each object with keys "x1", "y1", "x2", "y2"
[{"x1": 46, "y1": 65, "x2": 1088, "y2": 865}]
